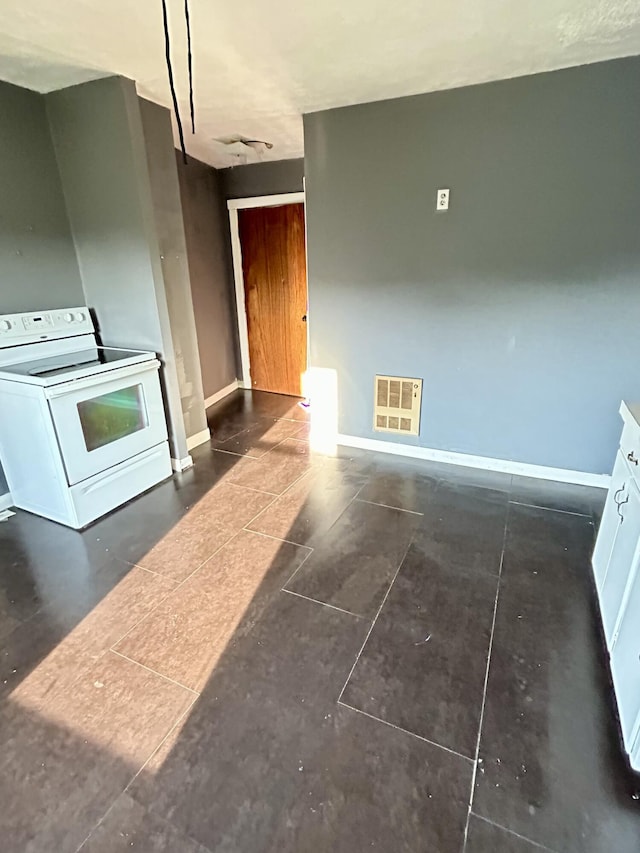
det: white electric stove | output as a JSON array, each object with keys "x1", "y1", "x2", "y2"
[{"x1": 0, "y1": 307, "x2": 172, "y2": 529}]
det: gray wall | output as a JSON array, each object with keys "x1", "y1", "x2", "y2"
[
  {"x1": 177, "y1": 154, "x2": 238, "y2": 400},
  {"x1": 304, "y1": 57, "x2": 640, "y2": 475},
  {"x1": 0, "y1": 81, "x2": 83, "y2": 313},
  {"x1": 220, "y1": 158, "x2": 304, "y2": 199},
  {"x1": 46, "y1": 77, "x2": 189, "y2": 461},
  {"x1": 0, "y1": 82, "x2": 84, "y2": 497},
  {"x1": 139, "y1": 100, "x2": 207, "y2": 440}
]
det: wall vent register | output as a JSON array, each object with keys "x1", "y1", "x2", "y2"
[{"x1": 374, "y1": 375, "x2": 422, "y2": 436}]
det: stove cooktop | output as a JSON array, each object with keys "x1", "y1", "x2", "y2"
[{"x1": 0, "y1": 346, "x2": 156, "y2": 387}]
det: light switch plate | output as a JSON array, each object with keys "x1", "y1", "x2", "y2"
[{"x1": 436, "y1": 188, "x2": 450, "y2": 211}]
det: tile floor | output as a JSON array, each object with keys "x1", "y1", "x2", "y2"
[{"x1": 1, "y1": 389, "x2": 639, "y2": 852}]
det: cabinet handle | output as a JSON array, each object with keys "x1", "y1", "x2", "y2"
[
  {"x1": 628, "y1": 451, "x2": 639, "y2": 466},
  {"x1": 615, "y1": 485, "x2": 629, "y2": 522}
]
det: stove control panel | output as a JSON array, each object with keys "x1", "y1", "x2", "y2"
[{"x1": 0, "y1": 308, "x2": 94, "y2": 347}]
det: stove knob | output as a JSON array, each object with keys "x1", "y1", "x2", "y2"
[
  {"x1": 0, "y1": 320, "x2": 11, "y2": 331},
  {"x1": 63, "y1": 313, "x2": 74, "y2": 323},
  {"x1": 75, "y1": 312, "x2": 86, "y2": 322}
]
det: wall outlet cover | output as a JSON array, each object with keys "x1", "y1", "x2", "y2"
[{"x1": 436, "y1": 189, "x2": 450, "y2": 211}]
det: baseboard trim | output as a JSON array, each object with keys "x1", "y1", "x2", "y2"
[
  {"x1": 336, "y1": 434, "x2": 611, "y2": 489},
  {"x1": 204, "y1": 381, "x2": 239, "y2": 410},
  {"x1": 186, "y1": 428, "x2": 211, "y2": 451},
  {"x1": 0, "y1": 491, "x2": 13, "y2": 511},
  {"x1": 171, "y1": 455, "x2": 194, "y2": 473}
]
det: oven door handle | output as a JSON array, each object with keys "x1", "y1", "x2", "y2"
[{"x1": 44, "y1": 359, "x2": 160, "y2": 399}]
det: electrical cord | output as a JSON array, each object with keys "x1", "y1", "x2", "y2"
[
  {"x1": 184, "y1": 0, "x2": 195, "y2": 134},
  {"x1": 161, "y1": 0, "x2": 187, "y2": 164}
]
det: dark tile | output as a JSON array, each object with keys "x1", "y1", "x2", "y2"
[
  {"x1": 285, "y1": 499, "x2": 419, "y2": 617},
  {"x1": 510, "y1": 475, "x2": 603, "y2": 517},
  {"x1": 474, "y1": 504, "x2": 640, "y2": 853},
  {"x1": 465, "y1": 814, "x2": 552, "y2": 852},
  {"x1": 341, "y1": 485, "x2": 504, "y2": 757},
  {"x1": 246, "y1": 465, "x2": 363, "y2": 546},
  {"x1": 0, "y1": 563, "x2": 174, "y2": 697},
  {"x1": 413, "y1": 481, "x2": 508, "y2": 578},
  {"x1": 212, "y1": 417, "x2": 301, "y2": 458},
  {"x1": 434, "y1": 463, "x2": 512, "y2": 494},
  {"x1": 250, "y1": 391, "x2": 310, "y2": 422},
  {"x1": 224, "y1": 438, "x2": 318, "y2": 495},
  {"x1": 129, "y1": 593, "x2": 471, "y2": 853},
  {"x1": 169, "y1": 447, "x2": 245, "y2": 510},
  {"x1": 356, "y1": 459, "x2": 439, "y2": 513},
  {"x1": 132, "y1": 483, "x2": 274, "y2": 581},
  {"x1": 85, "y1": 484, "x2": 190, "y2": 567},
  {"x1": 81, "y1": 792, "x2": 212, "y2": 852},
  {"x1": 0, "y1": 511, "x2": 125, "y2": 625},
  {"x1": 0, "y1": 651, "x2": 195, "y2": 853},
  {"x1": 115, "y1": 531, "x2": 310, "y2": 691}
]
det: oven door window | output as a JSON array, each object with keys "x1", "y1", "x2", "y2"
[{"x1": 77, "y1": 384, "x2": 147, "y2": 452}]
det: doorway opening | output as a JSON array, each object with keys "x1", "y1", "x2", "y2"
[{"x1": 228, "y1": 192, "x2": 307, "y2": 398}]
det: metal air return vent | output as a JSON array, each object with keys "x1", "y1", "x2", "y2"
[{"x1": 374, "y1": 375, "x2": 422, "y2": 436}]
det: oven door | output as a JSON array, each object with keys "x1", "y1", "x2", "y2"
[{"x1": 46, "y1": 360, "x2": 168, "y2": 485}]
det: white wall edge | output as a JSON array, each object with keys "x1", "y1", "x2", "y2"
[
  {"x1": 336, "y1": 434, "x2": 611, "y2": 489},
  {"x1": 171, "y1": 455, "x2": 194, "y2": 473},
  {"x1": 227, "y1": 192, "x2": 305, "y2": 211},
  {"x1": 186, "y1": 428, "x2": 211, "y2": 451},
  {"x1": 204, "y1": 380, "x2": 239, "y2": 410},
  {"x1": 228, "y1": 207, "x2": 252, "y2": 388},
  {"x1": 0, "y1": 491, "x2": 13, "y2": 511}
]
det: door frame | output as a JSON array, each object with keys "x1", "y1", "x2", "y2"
[{"x1": 227, "y1": 191, "x2": 306, "y2": 390}]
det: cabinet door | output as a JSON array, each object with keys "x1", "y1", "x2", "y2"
[
  {"x1": 593, "y1": 451, "x2": 628, "y2": 592},
  {"x1": 610, "y1": 555, "x2": 640, "y2": 753},
  {"x1": 600, "y1": 477, "x2": 640, "y2": 646},
  {"x1": 631, "y1": 729, "x2": 640, "y2": 773}
]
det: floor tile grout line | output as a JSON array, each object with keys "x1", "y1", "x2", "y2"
[
  {"x1": 110, "y1": 528, "x2": 247, "y2": 649},
  {"x1": 355, "y1": 497, "x2": 424, "y2": 516},
  {"x1": 470, "y1": 812, "x2": 560, "y2": 852},
  {"x1": 110, "y1": 488, "x2": 284, "y2": 652},
  {"x1": 243, "y1": 527, "x2": 314, "y2": 550},
  {"x1": 338, "y1": 700, "x2": 474, "y2": 763},
  {"x1": 224, "y1": 480, "x2": 280, "y2": 497},
  {"x1": 73, "y1": 693, "x2": 202, "y2": 853},
  {"x1": 508, "y1": 500, "x2": 591, "y2": 518},
  {"x1": 108, "y1": 649, "x2": 200, "y2": 695},
  {"x1": 280, "y1": 545, "x2": 316, "y2": 590},
  {"x1": 123, "y1": 693, "x2": 199, "y2": 791},
  {"x1": 218, "y1": 477, "x2": 280, "y2": 497},
  {"x1": 282, "y1": 588, "x2": 363, "y2": 619},
  {"x1": 462, "y1": 502, "x2": 510, "y2": 853},
  {"x1": 107, "y1": 575, "x2": 184, "y2": 650},
  {"x1": 337, "y1": 536, "x2": 414, "y2": 703}
]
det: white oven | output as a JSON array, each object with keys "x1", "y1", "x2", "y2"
[
  {"x1": 0, "y1": 307, "x2": 172, "y2": 529},
  {"x1": 47, "y1": 361, "x2": 168, "y2": 485}
]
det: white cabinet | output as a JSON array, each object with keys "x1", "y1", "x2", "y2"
[
  {"x1": 593, "y1": 452, "x2": 630, "y2": 596},
  {"x1": 610, "y1": 564, "x2": 640, "y2": 752},
  {"x1": 592, "y1": 401, "x2": 640, "y2": 772},
  {"x1": 596, "y1": 454, "x2": 640, "y2": 646}
]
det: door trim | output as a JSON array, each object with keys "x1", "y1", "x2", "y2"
[{"x1": 227, "y1": 191, "x2": 306, "y2": 390}]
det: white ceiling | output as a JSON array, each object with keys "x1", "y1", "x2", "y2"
[{"x1": 1, "y1": 0, "x2": 639, "y2": 167}]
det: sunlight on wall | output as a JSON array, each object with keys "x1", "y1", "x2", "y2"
[{"x1": 303, "y1": 367, "x2": 338, "y2": 456}]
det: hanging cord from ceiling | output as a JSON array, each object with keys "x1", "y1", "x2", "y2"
[
  {"x1": 184, "y1": 0, "x2": 195, "y2": 134},
  {"x1": 160, "y1": 0, "x2": 192, "y2": 164}
]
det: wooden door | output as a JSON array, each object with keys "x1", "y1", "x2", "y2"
[{"x1": 238, "y1": 203, "x2": 307, "y2": 396}]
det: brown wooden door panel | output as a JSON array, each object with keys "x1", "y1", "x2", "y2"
[{"x1": 239, "y1": 203, "x2": 307, "y2": 396}]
